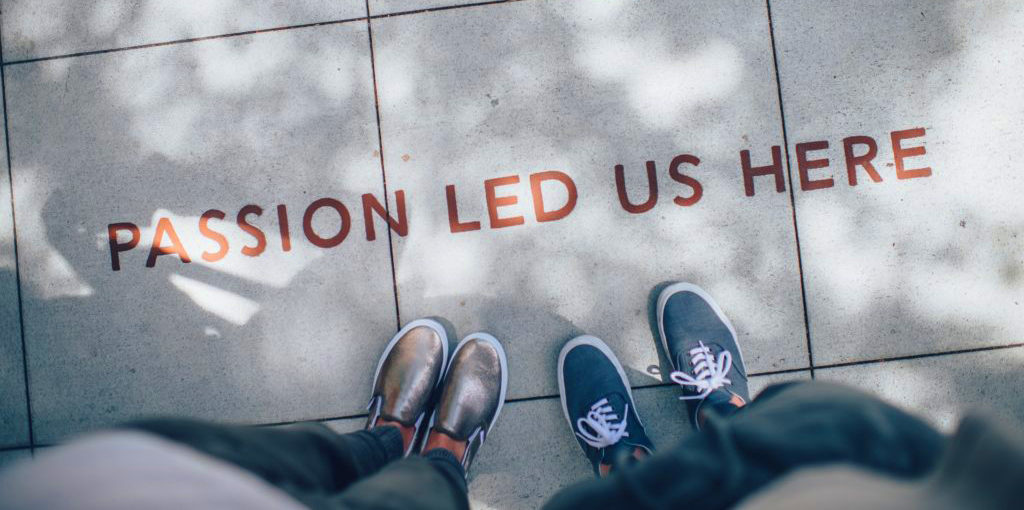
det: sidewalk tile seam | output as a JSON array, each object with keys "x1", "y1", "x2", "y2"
[
  {"x1": 1, "y1": 16, "x2": 370, "y2": 67},
  {"x1": 2, "y1": 0, "x2": 530, "y2": 67},
  {"x1": 369, "y1": 0, "x2": 525, "y2": 18},
  {"x1": 364, "y1": 0, "x2": 403, "y2": 332},
  {"x1": 765, "y1": 0, "x2": 815, "y2": 378},
  {"x1": 812, "y1": 342, "x2": 1024, "y2": 371},
  {"x1": 0, "y1": 20, "x2": 35, "y2": 449},
  {"x1": 273, "y1": 342, "x2": 1024, "y2": 428},
  {"x1": 257, "y1": 367, "x2": 818, "y2": 429},
  {"x1": 23, "y1": 342, "x2": 1019, "y2": 446}
]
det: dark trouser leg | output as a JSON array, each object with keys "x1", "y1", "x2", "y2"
[
  {"x1": 544, "y1": 381, "x2": 946, "y2": 510},
  {"x1": 326, "y1": 449, "x2": 468, "y2": 510},
  {"x1": 123, "y1": 419, "x2": 468, "y2": 510}
]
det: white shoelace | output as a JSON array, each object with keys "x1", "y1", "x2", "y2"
[
  {"x1": 575, "y1": 398, "x2": 630, "y2": 449},
  {"x1": 670, "y1": 341, "x2": 733, "y2": 400}
]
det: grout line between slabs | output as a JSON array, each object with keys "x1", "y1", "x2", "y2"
[
  {"x1": 263, "y1": 411, "x2": 370, "y2": 429},
  {"x1": 369, "y1": 0, "x2": 527, "y2": 19},
  {"x1": 765, "y1": 0, "x2": 815, "y2": 378},
  {"x1": 22, "y1": 342, "x2": 1024, "y2": 446},
  {"x1": 2, "y1": 16, "x2": 368, "y2": 66},
  {"x1": 259, "y1": 366, "x2": 817, "y2": 428},
  {"x1": 2, "y1": 0, "x2": 530, "y2": 67},
  {"x1": 276, "y1": 341, "x2": 1024, "y2": 424},
  {"x1": 364, "y1": 0, "x2": 402, "y2": 332},
  {"x1": 813, "y1": 342, "x2": 1024, "y2": 371},
  {"x1": 0, "y1": 18, "x2": 36, "y2": 450}
]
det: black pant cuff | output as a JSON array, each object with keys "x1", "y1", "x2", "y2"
[
  {"x1": 423, "y1": 448, "x2": 468, "y2": 493},
  {"x1": 369, "y1": 425, "x2": 406, "y2": 461}
]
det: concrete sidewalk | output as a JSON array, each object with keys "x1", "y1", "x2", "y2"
[{"x1": 0, "y1": 1, "x2": 1022, "y2": 508}]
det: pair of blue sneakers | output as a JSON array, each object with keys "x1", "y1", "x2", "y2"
[{"x1": 557, "y1": 283, "x2": 750, "y2": 476}]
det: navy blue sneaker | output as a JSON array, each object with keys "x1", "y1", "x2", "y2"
[
  {"x1": 657, "y1": 282, "x2": 749, "y2": 429},
  {"x1": 558, "y1": 335, "x2": 654, "y2": 477}
]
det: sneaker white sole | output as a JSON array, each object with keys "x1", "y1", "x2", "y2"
[
  {"x1": 656, "y1": 282, "x2": 746, "y2": 374},
  {"x1": 557, "y1": 335, "x2": 643, "y2": 435}
]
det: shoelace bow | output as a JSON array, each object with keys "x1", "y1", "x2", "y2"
[
  {"x1": 575, "y1": 397, "x2": 630, "y2": 449},
  {"x1": 670, "y1": 341, "x2": 733, "y2": 400}
]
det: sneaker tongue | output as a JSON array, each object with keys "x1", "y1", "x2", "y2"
[
  {"x1": 674, "y1": 350, "x2": 690, "y2": 371},
  {"x1": 581, "y1": 391, "x2": 629, "y2": 421},
  {"x1": 601, "y1": 392, "x2": 628, "y2": 410}
]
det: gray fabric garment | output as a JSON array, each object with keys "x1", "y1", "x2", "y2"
[
  {"x1": 120, "y1": 419, "x2": 467, "y2": 510},
  {"x1": 0, "y1": 431, "x2": 305, "y2": 510},
  {"x1": 734, "y1": 465, "x2": 926, "y2": 510},
  {"x1": 737, "y1": 412, "x2": 1024, "y2": 510}
]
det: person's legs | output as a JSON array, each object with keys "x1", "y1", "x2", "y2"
[
  {"x1": 2, "y1": 319, "x2": 507, "y2": 510},
  {"x1": 126, "y1": 318, "x2": 471, "y2": 510},
  {"x1": 122, "y1": 419, "x2": 407, "y2": 502},
  {"x1": 544, "y1": 380, "x2": 945, "y2": 510},
  {"x1": 546, "y1": 282, "x2": 943, "y2": 510},
  {"x1": 333, "y1": 331, "x2": 509, "y2": 510},
  {"x1": 327, "y1": 446, "x2": 468, "y2": 510}
]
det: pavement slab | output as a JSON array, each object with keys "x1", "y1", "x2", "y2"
[
  {"x1": 0, "y1": 0, "x2": 367, "y2": 62},
  {"x1": 771, "y1": 0, "x2": 1024, "y2": 364},
  {"x1": 0, "y1": 76, "x2": 30, "y2": 449},
  {"x1": 818, "y1": 346, "x2": 1024, "y2": 432},
  {"x1": 6, "y1": 22, "x2": 397, "y2": 443},
  {"x1": 372, "y1": 0, "x2": 809, "y2": 403},
  {"x1": 0, "y1": 0, "x2": 1021, "y2": 507}
]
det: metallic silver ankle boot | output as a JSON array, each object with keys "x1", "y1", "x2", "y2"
[
  {"x1": 424, "y1": 333, "x2": 508, "y2": 473},
  {"x1": 366, "y1": 319, "x2": 449, "y2": 456}
]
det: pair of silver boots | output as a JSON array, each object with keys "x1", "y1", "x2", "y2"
[{"x1": 365, "y1": 319, "x2": 508, "y2": 474}]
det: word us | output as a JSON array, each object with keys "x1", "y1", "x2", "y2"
[{"x1": 108, "y1": 128, "x2": 931, "y2": 271}]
